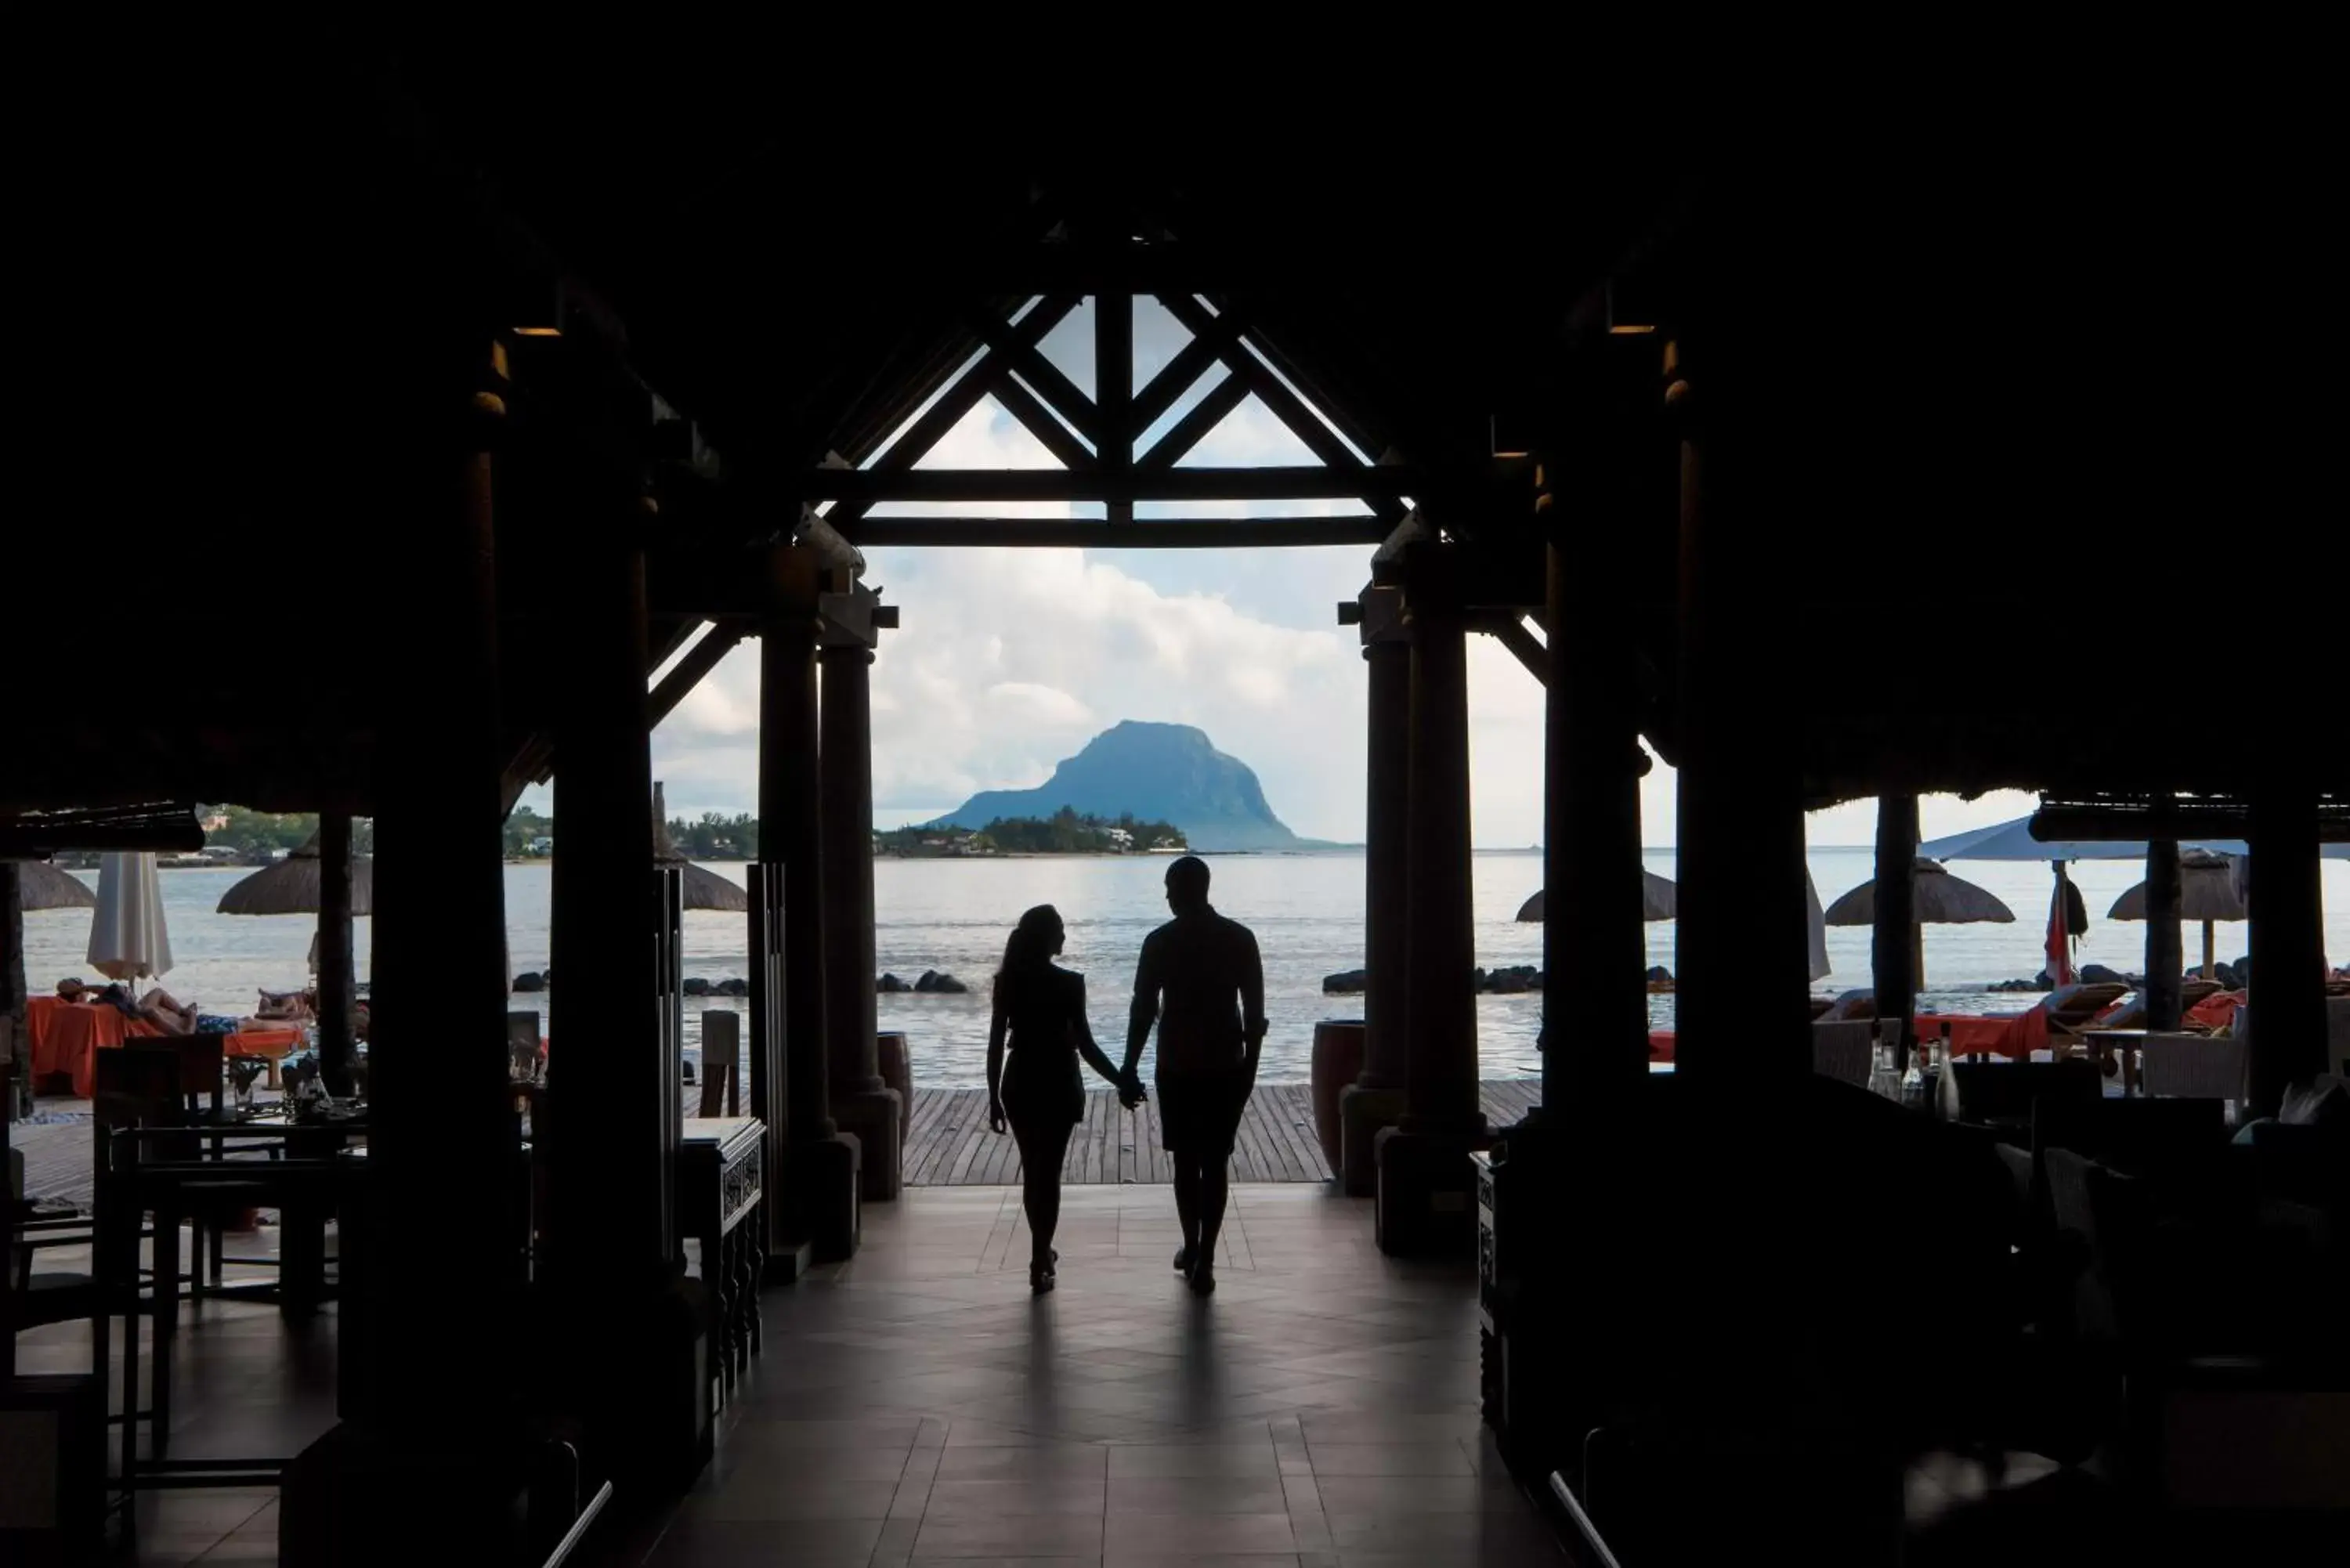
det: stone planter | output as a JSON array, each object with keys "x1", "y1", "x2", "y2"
[{"x1": 1310, "y1": 1019, "x2": 1366, "y2": 1169}]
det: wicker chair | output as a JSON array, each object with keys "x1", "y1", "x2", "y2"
[
  {"x1": 2138, "y1": 1031, "x2": 2248, "y2": 1114},
  {"x1": 1808, "y1": 1019, "x2": 1873, "y2": 1087}
]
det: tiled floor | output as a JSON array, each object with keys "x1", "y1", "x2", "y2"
[
  {"x1": 12, "y1": 1186, "x2": 1560, "y2": 1566},
  {"x1": 639, "y1": 1184, "x2": 1566, "y2": 1566},
  {"x1": 11, "y1": 1223, "x2": 332, "y2": 1566}
]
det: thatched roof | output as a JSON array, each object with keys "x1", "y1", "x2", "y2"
[
  {"x1": 1823, "y1": 858, "x2": 2014, "y2": 927},
  {"x1": 653, "y1": 782, "x2": 749, "y2": 913},
  {"x1": 216, "y1": 833, "x2": 376, "y2": 916},
  {"x1": 2108, "y1": 850, "x2": 2247, "y2": 924},
  {"x1": 15, "y1": 860, "x2": 98, "y2": 911},
  {"x1": 1517, "y1": 871, "x2": 1678, "y2": 924}
]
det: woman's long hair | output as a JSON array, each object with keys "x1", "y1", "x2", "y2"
[{"x1": 996, "y1": 905, "x2": 1064, "y2": 1003}]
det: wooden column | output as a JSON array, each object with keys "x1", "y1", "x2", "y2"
[
  {"x1": 1, "y1": 862, "x2": 24, "y2": 1120},
  {"x1": 2, "y1": 862, "x2": 23, "y2": 1211},
  {"x1": 757, "y1": 547, "x2": 858, "y2": 1262},
  {"x1": 316, "y1": 812, "x2": 356, "y2": 1096},
  {"x1": 2, "y1": 862, "x2": 15, "y2": 1378},
  {"x1": 1670, "y1": 334, "x2": 1811, "y2": 1088},
  {"x1": 820, "y1": 636, "x2": 902, "y2": 1198},
  {"x1": 1542, "y1": 518, "x2": 1652, "y2": 1119},
  {"x1": 1871, "y1": 796, "x2": 1919, "y2": 1058},
  {"x1": 1340, "y1": 586, "x2": 1410, "y2": 1194},
  {"x1": 1097, "y1": 290, "x2": 1133, "y2": 525},
  {"x1": 765, "y1": 610, "x2": 833, "y2": 1145},
  {"x1": 1401, "y1": 583, "x2": 1480, "y2": 1134},
  {"x1": 354, "y1": 354, "x2": 518, "y2": 1432},
  {"x1": 548, "y1": 506, "x2": 673, "y2": 1288},
  {"x1": 1374, "y1": 550, "x2": 1484, "y2": 1255},
  {"x1": 2142, "y1": 839, "x2": 2185, "y2": 1031},
  {"x1": 2246, "y1": 784, "x2": 2325, "y2": 1114}
]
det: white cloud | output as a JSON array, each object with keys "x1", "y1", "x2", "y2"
[{"x1": 981, "y1": 681, "x2": 1094, "y2": 729}]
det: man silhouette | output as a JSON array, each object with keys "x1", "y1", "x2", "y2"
[{"x1": 1123, "y1": 855, "x2": 1265, "y2": 1295}]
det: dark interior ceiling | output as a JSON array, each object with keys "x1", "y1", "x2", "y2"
[{"x1": 9, "y1": 46, "x2": 2336, "y2": 819}]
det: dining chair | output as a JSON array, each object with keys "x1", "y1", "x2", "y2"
[
  {"x1": 1808, "y1": 1019, "x2": 1873, "y2": 1088},
  {"x1": 2138, "y1": 1032, "x2": 2248, "y2": 1115}
]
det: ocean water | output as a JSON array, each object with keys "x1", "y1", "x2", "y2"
[{"x1": 20, "y1": 851, "x2": 2345, "y2": 1093}]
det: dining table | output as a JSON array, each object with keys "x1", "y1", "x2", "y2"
[
  {"x1": 2079, "y1": 1026, "x2": 2151, "y2": 1096},
  {"x1": 102, "y1": 1105, "x2": 367, "y2": 1486}
]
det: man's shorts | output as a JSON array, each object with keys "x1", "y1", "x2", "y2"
[{"x1": 1155, "y1": 1069, "x2": 1249, "y2": 1157}]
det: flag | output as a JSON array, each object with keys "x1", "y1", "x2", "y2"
[{"x1": 2044, "y1": 861, "x2": 2075, "y2": 987}]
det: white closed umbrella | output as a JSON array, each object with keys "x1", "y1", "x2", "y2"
[{"x1": 87, "y1": 851, "x2": 174, "y2": 988}]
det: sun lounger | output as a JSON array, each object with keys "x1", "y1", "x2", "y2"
[{"x1": 2039, "y1": 982, "x2": 2131, "y2": 1050}]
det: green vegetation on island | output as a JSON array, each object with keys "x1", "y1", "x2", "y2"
[
  {"x1": 880, "y1": 807, "x2": 1185, "y2": 858},
  {"x1": 197, "y1": 806, "x2": 375, "y2": 858},
  {"x1": 492, "y1": 807, "x2": 757, "y2": 861}
]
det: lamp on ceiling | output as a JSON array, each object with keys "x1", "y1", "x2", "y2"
[
  {"x1": 1489, "y1": 414, "x2": 1534, "y2": 461},
  {"x1": 504, "y1": 273, "x2": 566, "y2": 338}
]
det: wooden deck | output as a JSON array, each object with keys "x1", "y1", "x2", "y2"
[
  {"x1": 11, "y1": 1116, "x2": 98, "y2": 1209},
  {"x1": 8, "y1": 1081, "x2": 1549, "y2": 1208},
  {"x1": 902, "y1": 1079, "x2": 1543, "y2": 1187}
]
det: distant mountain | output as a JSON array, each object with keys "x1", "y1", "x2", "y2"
[{"x1": 931, "y1": 721, "x2": 1303, "y2": 851}]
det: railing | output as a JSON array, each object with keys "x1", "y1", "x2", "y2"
[
  {"x1": 1549, "y1": 1472, "x2": 1628, "y2": 1568},
  {"x1": 539, "y1": 1479, "x2": 613, "y2": 1568}
]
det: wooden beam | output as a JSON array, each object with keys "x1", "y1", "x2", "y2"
[
  {"x1": 1155, "y1": 293, "x2": 1408, "y2": 526},
  {"x1": 864, "y1": 244, "x2": 1572, "y2": 297},
  {"x1": 989, "y1": 371, "x2": 1097, "y2": 471},
  {"x1": 1134, "y1": 373, "x2": 1250, "y2": 471},
  {"x1": 1449, "y1": 533, "x2": 1553, "y2": 612},
  {"x1": 1221, "y1": 298, "x2": 1398, "y2": 484},
  {"x1": 1480, "y1": 613, "x2": 1548, "y2": 685},
  {"x1": 834, "y1": 516, "x2": 1390, "y2": 548},
  {"x1": 2031, "y1": 798, "x2": 2350, "y2": 844},
  {"x1": 792, "y1": 465, "x2": 1427, "y2": 504},
  {"x1": 831, "y1": 294, "x2": 1081, "y2": 526},
  {"x1": 1129, "y1": 314, "x2": 1242, "y2": 437},
  {"x1": 1097, "y1": 291, "x2": 1133, "y2": 524},
  {"x1": 963, "y1": 306, "x2": 1100, "y2": 446},
  {"x1": 647, "y1": 620, "x2": 749, "y2": 728},
  {"x1": 649, "y1": 617, "x2": 704, "y2": 671},
  {"x1": 0, "y1": 804, "x2": 204, "y2": 857}
]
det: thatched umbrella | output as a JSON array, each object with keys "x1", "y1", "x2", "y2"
[
  {"x1": 2109, "y1": 848, "x2": 2243, "y2": 979},
  {"x1": 654, "y1": 782, "x2": 750, "y2": 912},
  {"x1": 1515, "y1": 870, "x2": 1678, "y2": 924},
  {"x1": 215, "y1": 833, "x2": 375, "y2": 916},
  {"x1": 1824, "y1": 857, "x2": 2014, "y2": 988},
  {"x1": 16, "y1": 860, "x2": 97, "y2": 911}
]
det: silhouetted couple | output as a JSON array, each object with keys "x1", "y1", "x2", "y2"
[{"x1": 986, "y1": 855, "x2": 1267, "y2": 1295}]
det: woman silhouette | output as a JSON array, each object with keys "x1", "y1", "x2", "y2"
[{"x1": 987, "y1": 905, "x2": 1136, "y2": 1292}]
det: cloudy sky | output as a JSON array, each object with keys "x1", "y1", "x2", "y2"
[{"x1": 606, "y1": 299, "x2": 2038, "y2": 848}]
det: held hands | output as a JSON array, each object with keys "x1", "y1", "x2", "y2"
[
  {"x1": 1117, "y1": 1071, "x2": 1148, "y2": 1111},
  {"x1": 989, "y1": 1099, "x2": 1007, "y2": 1135}
]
